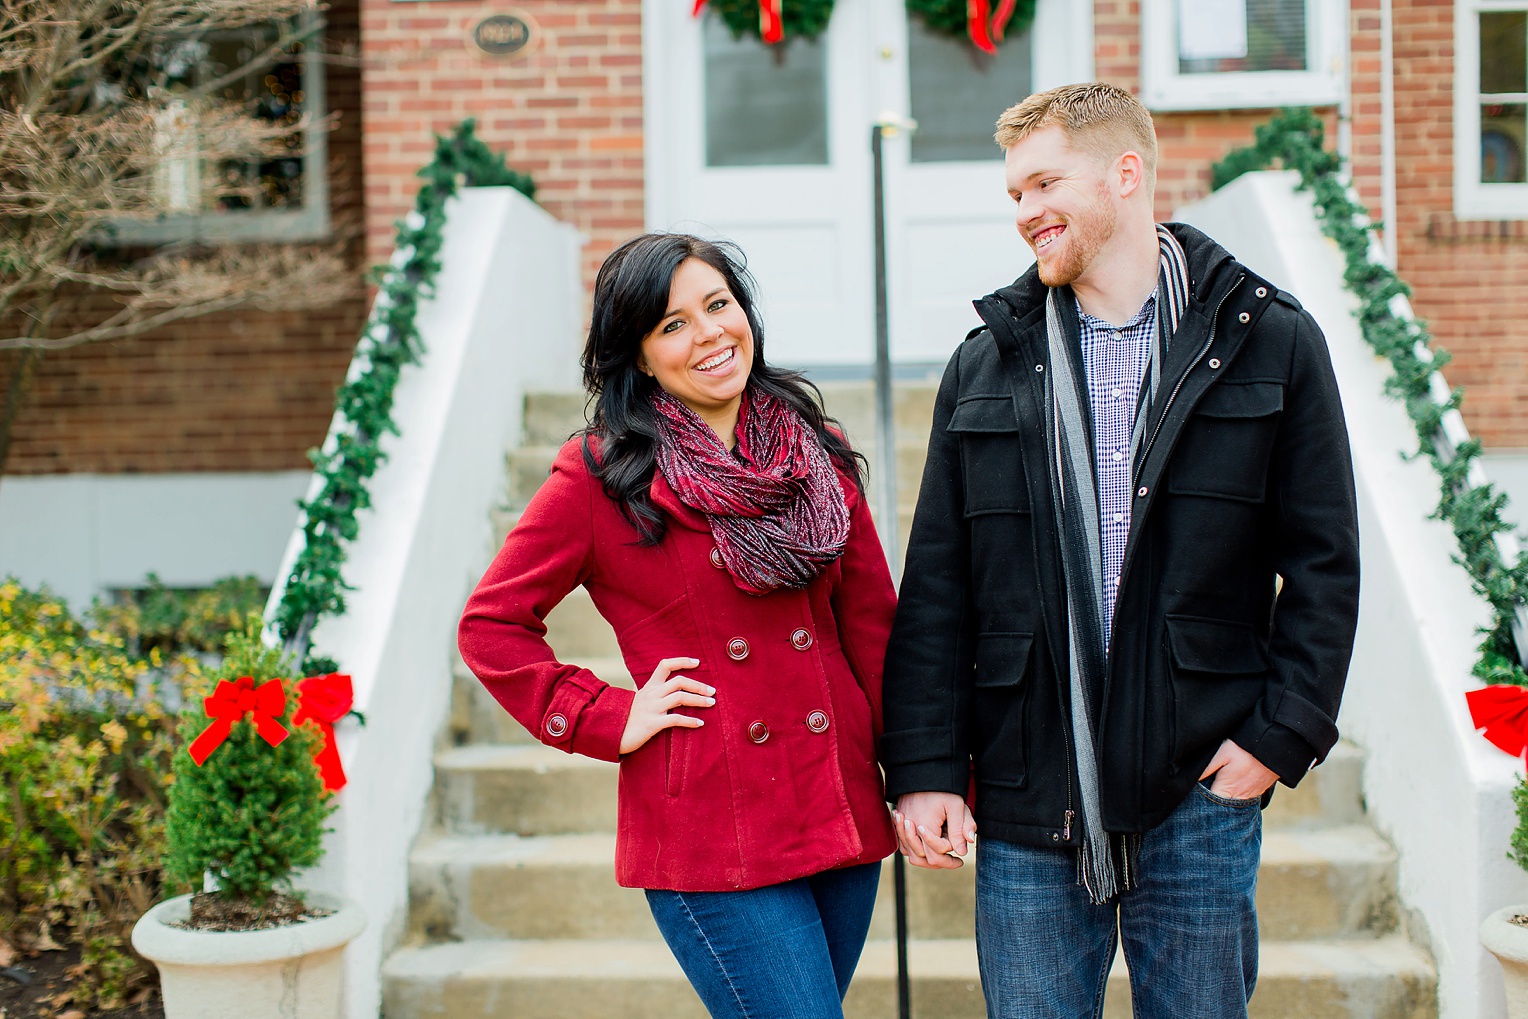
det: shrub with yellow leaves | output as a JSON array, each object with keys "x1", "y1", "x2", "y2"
[{"x1": 0, "y1": 577, "x2": 208, "y2": 1009}]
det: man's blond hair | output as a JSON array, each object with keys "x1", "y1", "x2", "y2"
[{"x1": 994, "y1": 82, "x2": 1158, "y2": 192}]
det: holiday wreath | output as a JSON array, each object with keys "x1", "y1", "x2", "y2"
[{"x1": 907, "y1": 0, "x2": 1037, "y2": 54}]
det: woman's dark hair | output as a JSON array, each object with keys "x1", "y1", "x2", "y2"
[{"x1": 580, "y1": 232, "x2": 865, "y2": 543}]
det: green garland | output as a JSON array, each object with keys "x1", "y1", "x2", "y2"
[
  {"x1": 273, "y1": 120, "x2": 534, "y2": 671},
  {"x1": 707, "y1": 0, "x2": 834, "y2": 42},
  {"x1": 1212, "y1": 108, "x2": 1528, "y2": 869},
  {"x1": 906, "y1": 0, "x2": 1037, "y2": 48}
]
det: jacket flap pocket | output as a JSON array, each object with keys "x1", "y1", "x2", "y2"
[
  {"x1": 1165, "y1": 615, "x2": 1268, "y2": 674},
  {"x1": 1194, "y1": 381, "x2": 1284, "y2": 419},
  {"x1": 948, "y1": 395, "x2": 1020, "y2": 433},
  {"x1": 974, "y1": 632, "x2": 1034, "y2": 687}
]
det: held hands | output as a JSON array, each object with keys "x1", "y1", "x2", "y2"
[
  {"x1": 619, "y1": 657, "x2": 715, "y2": 755},
  {"x1": 893, "y1": 791, "x2": 977, "y2": 869},
  {"x1": 1199, "y1": 738, "x2": 1281, "y2": 800}
]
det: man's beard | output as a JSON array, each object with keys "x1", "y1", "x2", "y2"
[{"x1": 1036, "y1": 190, "x2": 1118, "y2": 288}]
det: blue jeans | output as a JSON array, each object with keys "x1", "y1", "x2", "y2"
[
  {"x1": 975, "y1": 781, "x2": 1261, "y2": 1019},
  {"x1": 645, "y1": 862, "x2": 881, "y2": 1019}
]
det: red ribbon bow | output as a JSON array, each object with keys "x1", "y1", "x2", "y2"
[
  {"x1": 967, "y1": 0, "x2": 1019, "y2": 55},
  {"x1": 294, "y1": 673, "x2": 355, "y2": 792},
  {"x1": 1467, "y1": 684, "x2": 1528, "y2": 766},
  {"x1": 187, "y1": 676, "x2": 290, "y2": 766},
  {"x1": 692, "y1": 0, "x2": 785, "y2": 45}
]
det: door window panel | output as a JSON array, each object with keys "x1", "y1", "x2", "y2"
[
  {"x1": 1479, "y1": 12, "x2": 1527, "y2": 184},
  {"x1": 907, "y1": 17, "x2": 1033, "y2": 163},
  {"x1": 1177, "y1": 0, "x2": 1307, "y2": 74},
  {"x1": 703, "y1": 16, "x2": 829, "y2": 167}
]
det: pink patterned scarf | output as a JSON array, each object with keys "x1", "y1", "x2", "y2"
[{"x1": 651, "y1": 388, "x2": 850, "y2": 595}]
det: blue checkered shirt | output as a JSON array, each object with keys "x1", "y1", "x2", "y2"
[{"x1": 1077, "y1": 294, "x2": 1156, "y2": 648}]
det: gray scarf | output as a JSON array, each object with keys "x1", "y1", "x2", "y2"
[{"x1": 1042, "y1": 224, "x2": 1190, "y2": 903}]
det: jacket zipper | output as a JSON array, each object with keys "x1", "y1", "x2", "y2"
[{"x1": 1132, "y1": 274, "x2": 1245, "y2": 490}]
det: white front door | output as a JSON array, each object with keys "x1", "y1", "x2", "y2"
[{"x1": 643, "y1": 0, "x2": 1093, "y2": 368}]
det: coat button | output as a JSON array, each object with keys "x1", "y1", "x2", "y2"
[
  {"x1": 791, "y1": 628, "x2": 813, "y2": 650},
  {"x1": 1255, "y1": 286, "x2": 1268, "y2": 298},
  {"x1": 1208, "y1": 358, "x2": 1221, "y2": 369},
  {"x1": 1137, "y1": 486, "x2": 1149, "y2": 498},
  {"x1": 1238, "y1": 311, "x2": 1251, "y2": 323},
  {"x1": 727, "y1": 637, "x2": 750, "y2": 661},
  {"x1": 709, "y1": 547, "x2": 725, "y2": 569},
  {"x1": 806, "y1": 710, "x2": 829, "y2": 733},
  {"x1": 748, "y1": 720, "x2": 769, "y2": 744},
  {"x1": 546, "y1": 713, "x2": 568, "y2": 738}
]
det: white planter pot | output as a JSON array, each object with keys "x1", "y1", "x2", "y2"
[
  {"x1": 131, "y1": 892, "x2": 365, "y2": 1019},
  {"x1": 1483, "y1": 905, "x2": 1528, "y2": 1018}
]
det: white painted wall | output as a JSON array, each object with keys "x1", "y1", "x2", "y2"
[
  {"x1": 0, "y1": 471, "x2": 310, "y2": 608},
  {"x1": 263, "y1": 187, "x2": 582, "y2": 1019},
  {"x1": 1180, "y1": 171, "x2": 1528, "y2": 1019}
]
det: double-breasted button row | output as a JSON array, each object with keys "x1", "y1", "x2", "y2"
[
  {"x1": 724, "y1": 628, "x2": 816, "y2": 660},
  {"x1": 746, "y1": 712, "x2": 831, "y2": 744},
  {"x1": 791, "y1": 628, "x2": 813, "y2": 650},
  {"x1": 710, "y1": 546, "x2": 725, "y2": 569}
]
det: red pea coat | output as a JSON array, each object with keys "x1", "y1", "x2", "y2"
[{"x1": 458, "y1": 439, "x2": 899, "y2": 891}]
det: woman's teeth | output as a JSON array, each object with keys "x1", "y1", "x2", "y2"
[{"x1": 695, "y1": 348, "x2": 734, "y2": 372}]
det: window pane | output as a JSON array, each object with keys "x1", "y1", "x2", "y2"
[
  {"x1": 1179, "y1": 0, "x2": 1306, "y2": 75},
  {"x1": 703, "y1": 16, "x2": 828, "y2": 167},
  {"x1": 907, "y1": 17, "x2": 1033, "y2": 162},
  {"x1": 1481, "y1": 12, "x2": 1528, "y2": 96},
  {"x1": 1482, "y1": 103, "x2": 1527, "y2": 183},
  {"x1": 204, "y1": 33, "x2": 308, "y2": 211}
]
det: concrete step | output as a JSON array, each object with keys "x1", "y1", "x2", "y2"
[
  {"x1": 450, "y1": 657, "x2": 633, "y2": 747},
  {"x1": 435, "y1": 744, "x2": 617, "y2": 836},
  {"x1": 1264, "y1": 741, "x2": 1365, "y2": 830},
  {"x1": 544, "y1": 587, "x2": 621, "y2": 660},
  {"x1": 408, "y1": 833, "x2": 976, "y2": 943},
  {"x1": 407, "y1": 824, "x2": 1396, "y2": 945},
  {"x1": 382, "y1": 934, "x2": 1435, "y2": 1019},
  {"x1": 524, "y1": 391, "x2": 590, "y2": 446}
]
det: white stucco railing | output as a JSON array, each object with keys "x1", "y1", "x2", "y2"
[
  {"x1": 1180, "y1": 170, "x2": 1528, "y2": 1019},
  {"x1": 262, "y1": 186, "x2": 582, "y2": 1019}
]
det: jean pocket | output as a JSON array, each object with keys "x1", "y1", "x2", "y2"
[{"x1": 1194, "y1": 780, "x2": 1260, "y2": 809}]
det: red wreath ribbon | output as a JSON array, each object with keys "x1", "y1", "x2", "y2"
[
  {"x1": 1468, "y1": 685, "x2": 1528, "y2": 765},
  {"x1": 187, "y1": 676, "x2": 290, "y2": 766},
  {"x1": 691, "y1": 0, "x2": 785, "y2": 45},
  {"x1": 967, "y1": 0, "x2": 1020, "y2": 54},
  {"x1": 294, "y1": 673, "x2": 355, "y2": 792}
]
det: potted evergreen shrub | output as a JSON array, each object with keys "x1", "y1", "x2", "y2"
[{"x1": 130, "y1": 623, "x2": 365, "y2": 1019}]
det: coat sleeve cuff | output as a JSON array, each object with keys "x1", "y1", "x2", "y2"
[
  {"x1": 539, "y1": 670, "x2": 633, "y2": 763},
  {"x1": 1232, "y1": 718, "x2": 1319, "y2": 788},
  {"x1": 884, "y1": 759, "x2": 969, "y2": 803}
]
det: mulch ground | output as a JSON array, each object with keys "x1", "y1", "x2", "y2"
[{"x1": 0, "y1": 946, "x2": 162, "y2": 1019}]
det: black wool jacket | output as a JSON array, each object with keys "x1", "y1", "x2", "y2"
[{"x1": 880, "y1": 222, "x2": 1360, "y2": 846}]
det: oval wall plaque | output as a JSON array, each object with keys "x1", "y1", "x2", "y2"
[{"x1": 470, "y1": 11, "x2": 538, "y2": 59}]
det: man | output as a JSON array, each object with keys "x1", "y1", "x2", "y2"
[{"x1": 880, "y1": 82, "x2": 1359, "y2": 1018}]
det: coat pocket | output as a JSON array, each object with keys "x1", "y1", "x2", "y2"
[
  {"x1": 1167, "y1": 381, "x2": 1284, "y2": 503},
  {"x1": 1165, "y1": 615, "x2": 1270, "y2": 765},
  {"x1": 972, "y1": 632, "x2": 1034, "y2": 789},
  {"x1": 948, "y1": 396, "x2": 1030, "y2": 517}
]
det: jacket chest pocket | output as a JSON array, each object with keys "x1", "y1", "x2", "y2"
[
  {"x1": 948, "y1": 396, "x2": 1030, "y2": 516},
  {"x1": 1167, "y1": 381, "x2": 1284, "y2": 503}
]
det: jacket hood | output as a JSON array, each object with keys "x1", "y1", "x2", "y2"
[{"x1": 980, "y1": 221, "x2": 1241, "y2": 322}]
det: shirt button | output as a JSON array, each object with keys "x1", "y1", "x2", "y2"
[
  {"x1": 1113, "y1": 513, "x2": 1124, "y2": 523},
  {"x1": 709, "y1": 547, "x2": 725, "y2": 569},
  {"x1": 727, "y1": 638, "x2": 750, "y2": 661},
  {"x1": 1112, "y1": 451, "x2": 1124, "y2": 462},
  {"x1": 1112, "y1": 331, "x2": 1123, "y2": 342},
  {"x1": 806, "y1": 710, "x2": 829, "y2": 733},
  {"x1": 748, "y1": 720, "x2": 769, "y2": 744},
  {"x1": 791, "y1": 628, "x2": 813, "y2": 651},
  {"x1": 1112, "y1": 387, "x2": 1122, "y2": 398}
]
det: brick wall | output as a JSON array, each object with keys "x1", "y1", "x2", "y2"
[
  {"x1": 359, "y1": 0, "x2": 643, "y2": 293},
  {"x1": 1388, "y1": 0, "x2": 1528, "y2": 449},
  {"x1": 3, "y1": 0, "x2": 370, "y2": 476}
]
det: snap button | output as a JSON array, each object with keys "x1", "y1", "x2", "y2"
[
  {"x1": 791, "y1": 628, "x2": 813, "y2": 650},
  {"x1": 748, "y1": 720, "x2": 769, "y2": 744},
  {"x1": 1255, "y1": 286, "x2": 1268, "y2": 298},
  {"x1": 709, "y1": 547, "x2": 725, "y2": 569},
  {"x1": 1137, "y1": 486, "x2": 1149, "y2": 498},
  {"x1": 546, "y1": 713, "x2": 568, "y2": 738},
  {"x1": 727, "y1": 637, "x2": 750, "y2": 661},
  {"x1": 1035, "y1": 364, "x2": 1044, "y2": 373},
  {"x1": 1208, "y1": 358, "x2": 1221, "y2": 369},
  {"x1": 1238, "y1": 311, "x2": 1251, "y2": 323},
  {"x1": 806, "y1": 710, "x2": 829, "y2": 733}
]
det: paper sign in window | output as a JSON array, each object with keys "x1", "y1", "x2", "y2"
[{"x1": 1178, "y1": 0, "x2": 1249, "y2": 62}]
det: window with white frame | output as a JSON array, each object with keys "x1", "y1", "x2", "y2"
[
  {"x1": 1456, "y1": 3, "x2": 1528, "y2": 218},
  {"x1": 1140, "y1": 0, "x2": 1344, "y2": 111},
  {"x1": 110, "y1": 20, "x2": 329, "y2": 244}
]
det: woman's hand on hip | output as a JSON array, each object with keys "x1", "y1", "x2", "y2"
[{"x1": 619, "y1": 657, "x2": 714, "y2": 755}]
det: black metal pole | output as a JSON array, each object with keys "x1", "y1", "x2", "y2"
[{"x1": 871, "y1": 118, "x2": 911, "y2": 1019}]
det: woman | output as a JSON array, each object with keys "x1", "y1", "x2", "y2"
[{"x1": 457, "y1": 233, "x2": 898, "y2": 1018}]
